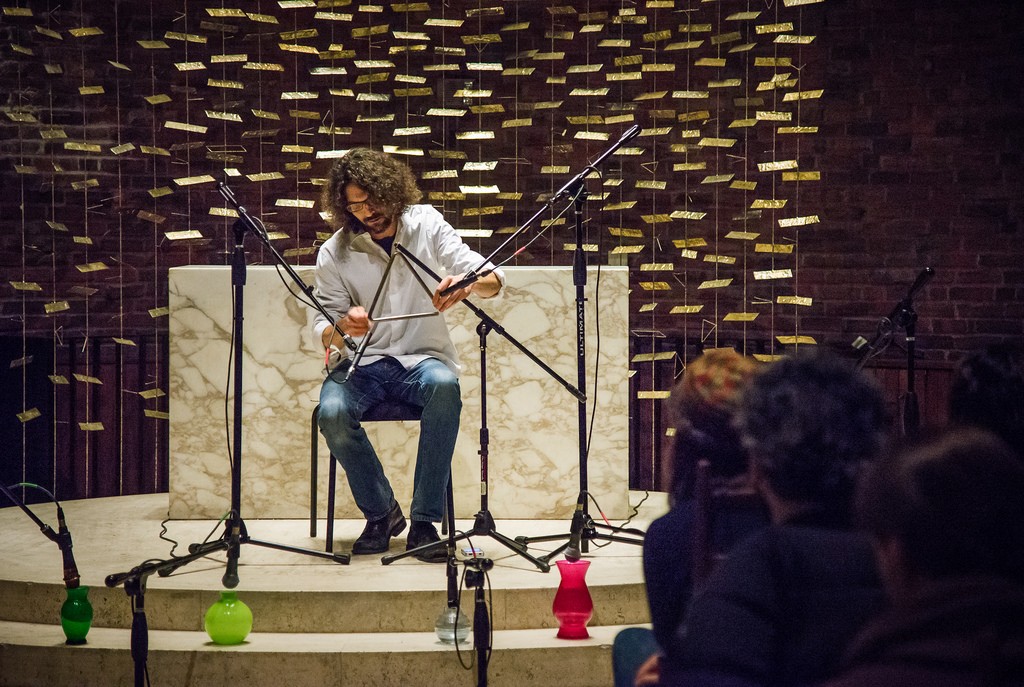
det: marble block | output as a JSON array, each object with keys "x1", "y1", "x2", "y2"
[{"x1": 168, "y1": 265, "x2": 629, "y2": 520}]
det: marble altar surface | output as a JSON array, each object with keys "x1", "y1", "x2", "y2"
[{"x1": 168, "y1": 265, "x2": 629, "y2": 520}]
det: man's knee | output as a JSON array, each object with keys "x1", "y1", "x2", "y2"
[
  {"x1": 425, "y1": 374, "x2": 461, "y2": 409},
  {"x1": 318, "y1": 396, "x2": 359, "y2": 433}
]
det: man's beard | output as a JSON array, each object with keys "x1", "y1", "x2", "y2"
[{"x1": 361, "y1": 213, "x2": 393, "y2": 236}]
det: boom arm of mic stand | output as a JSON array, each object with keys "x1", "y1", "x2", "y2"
[
  {"x1": 0, "y1": 482, "x2": 60, "y2": 544},
  {"x1": 0, "y1": 483, "x2": 79, "y2": 587},
  {"x1": 395, "y1": 244, "x2": 585, "y2": 403},
  {"x1": 439, "y1": 125, "x2": 641, "y2": 298},
  {"x1": 217, "y1": 182, "x2": 353, "y2": 354}
]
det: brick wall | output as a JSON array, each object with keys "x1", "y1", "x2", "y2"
[{"x1": 1, "y1": 0, "x2": 1021, "y2": 498}]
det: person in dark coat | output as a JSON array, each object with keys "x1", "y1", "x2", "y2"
[
  {"x1": 823, "y1": 428, "x2": 1024, "y2": 687},
  {"x1": 659, "y1": 350, "x2": 891, "y2": 687},
  {"x1": 613, "y1": 348, "x2": 765, "y2": 687}
]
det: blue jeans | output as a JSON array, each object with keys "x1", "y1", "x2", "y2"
[
  {"x1": 613, "y1": 627, "x2": 661, "y2": 687},
  {"x1": 318, "y1": 356, "x2": 461, "y2": 523}
]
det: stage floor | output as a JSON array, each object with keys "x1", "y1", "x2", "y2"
[
  {"x1": 0, "y1": 491, "x2": 663, "y2": 687},
  {"x1": 0, "y1": 491, "x2": 662, "y2": 595}
]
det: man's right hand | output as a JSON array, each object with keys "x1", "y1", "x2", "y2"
[
  {"x1": 323, "y1": 306, "x2": 371, "y2": 348},
  {"x1": 341, "y1": 306, "x2": 371, "y2": 336}
]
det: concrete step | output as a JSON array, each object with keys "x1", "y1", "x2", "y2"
[{"x1": 0, "y1": 619, "x2": 628, "y2": 687}]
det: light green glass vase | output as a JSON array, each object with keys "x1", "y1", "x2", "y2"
[
  {"x1": 203, "y1": 590, "x2": 253, "y2": 645},
  {"x1": 60, "y1": 585, "x2": 93, "y2": 645}
]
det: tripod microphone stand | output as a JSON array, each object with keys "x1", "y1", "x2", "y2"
[
  {"x1": 381, "y1": 244, "x2": 584, "y2": 572},
  {"x1": 108, "y1": 182, "x2": 349, "y2": 599},
  {"x1": 512, "y1": 129, "x2": 647, "y2": 563}
]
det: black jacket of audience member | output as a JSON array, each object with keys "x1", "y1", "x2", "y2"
[
  {"x1": 643, "y1": 495, "x2": 767, "y2": 649},
  {"x1": 660, "y1": 507, "x2": 885, "y2": 687},
  {"x1": 824, "y1": 575, "x2": 1024, "y2": 687}
]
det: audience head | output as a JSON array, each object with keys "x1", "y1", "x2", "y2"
[
  {"x1": 735, "y1": 349, "x2": 889, "y2": 512},
  {"x1": 856, "y1": 428, "x2": 1024, "y2": 598},
  {"x1": 665, "y1": 348, "x2": 758, "y2": 503},
  {"x1": 949, "y1": 343, "x2": 1024, "y2": 458}
]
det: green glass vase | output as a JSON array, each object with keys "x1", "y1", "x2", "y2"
[
  {"x1": 204, "y1": 590, "x2": 253, "y2": 645},
  {"x1": 60, "y1": 585, "x2": 93, "y2": 645}
]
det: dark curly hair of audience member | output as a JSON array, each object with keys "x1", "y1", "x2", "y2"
[
  {"x1": 857, "y1": 428, "x2": 1024, "y2": 584},
  {"x1": 320, "y1": 148, "x2": 422, "y2": 234},
  {"x1": 949, "y1": 343, "x2": 1024, "y2": 458},
  {"x1": 735, "y1": 349, "x2": 889, "y2": 507}
]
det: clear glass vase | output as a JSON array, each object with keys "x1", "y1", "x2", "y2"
[{"x1": 434, "y1": 604, "x2": 471, "y2": 644}]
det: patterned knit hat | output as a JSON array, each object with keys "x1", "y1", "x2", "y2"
[
  {"x1": 666, "y1": 348, "x2": 759, "y2": 501},
  {"x1": 679, "y1": 348, "x2": 758, "y2": 416}
]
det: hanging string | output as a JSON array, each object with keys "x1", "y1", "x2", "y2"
[
  {"x1": 75, "y1": 0, "x2": 93, "y2": 498},
  {"x1": 113, "y1": 0, "x2": 126, "y2": 494}
]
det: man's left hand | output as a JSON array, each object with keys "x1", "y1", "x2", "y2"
[{"x1": 433, "y1": 273, "x2": 473, "y2": 312}]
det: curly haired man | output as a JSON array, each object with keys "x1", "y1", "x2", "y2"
[{"x1": 313, "y1": 148, "x2": 503, "y2": 562}]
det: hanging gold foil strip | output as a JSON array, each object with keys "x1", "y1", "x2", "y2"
[
  {"x1": 73, "y1": 373, "x2": 103, "y2": 385},
  {"x1": 756, "y1": 243, "x2": 794, "y2": 253},
  {"x1": 778, "y1": 215, "x2": 820, "y2": 228},
  {"x1": 173, "y1": 175, "x2": 216, "y2": 186},
  {"x1": 698, "y1": 279, "x2": 732, "y2": 289},
  {"x1": 753, "y1": 269, "x2": 794, "y2": 280},
  {"x1": 165, "y1": 230, "x2": 204, "y2": 240},
  {"x1": 778, "y1": 296, "x2": 813, "y2": 306}
]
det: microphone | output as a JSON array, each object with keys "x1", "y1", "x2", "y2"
[
  {"x1": 888, "y1": 267, "x2": 935, "y2": 325},
  {"x1": 223, "y1": 561, "x2": 239, "y2": 589},
  {"x1": 618, "y1": 123, "x2": 642, "y2": 143},
  {"x1": 563, "y1": 499, "x2": 586, "y2": 562},
  {"x1": 223, "y1": 523, "x2": 241, "y2": 589},
  {"x1": 564, "y1": 529, "x2": 582, "y2": 562},
  {"x1": 56, "y1": 506, "x2": 81, "y2": 589},
  {"x1": 905, "y1": 266, "x2": 935, "y2": 302}
]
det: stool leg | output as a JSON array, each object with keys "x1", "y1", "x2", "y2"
[
  {"x1": 326, "y1": 454, "x2": 337, "y2": 553},
  {"x1": 310, "y1": 406, "x2": 319, "y2": 538},
  {"x1": 443, "y1": 476, "x2": 454, "y2": 537}
]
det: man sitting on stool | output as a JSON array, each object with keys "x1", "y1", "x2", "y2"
[{"x1": 313, "y1": 148, "x2": 503, "y2": 562}]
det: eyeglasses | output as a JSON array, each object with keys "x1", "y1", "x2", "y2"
[{"x1": 344, "y1": 200, "x2": 373, "y2": 214}]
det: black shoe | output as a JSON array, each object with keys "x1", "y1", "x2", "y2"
[
  {"x1": 406, "y1": 521, "x2": 449, "y2": 563},
  {"x1": 352, "y1": 502, "x2": 406, "y2": 555}
]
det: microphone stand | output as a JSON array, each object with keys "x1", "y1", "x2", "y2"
[
  {"x1": 126, "y1": 183, "x2": 349, "y2": 597},
  {"x1": 381, "y1": 245, "x2": 577, "y2": 572},
  {"x1": 464, "y1": 557, "x2": 494, "y2": 687},
  {"x1": 512, "y1": 129, "x2": 647, "y2": 563},
  {"x1": 105, "y1": 547, "x2": 216, "y2": 687},
  {"x1": 854, "y1": 267, "x2": 934, "y2": 438}
]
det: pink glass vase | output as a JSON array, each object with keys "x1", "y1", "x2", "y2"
[{"x1": 552, "y1": 559, "x2": 593, "y2": 639}]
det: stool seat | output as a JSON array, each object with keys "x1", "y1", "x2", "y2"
[{"x1": 310, "y1": 401, "x2": 423, "y2": 553}]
